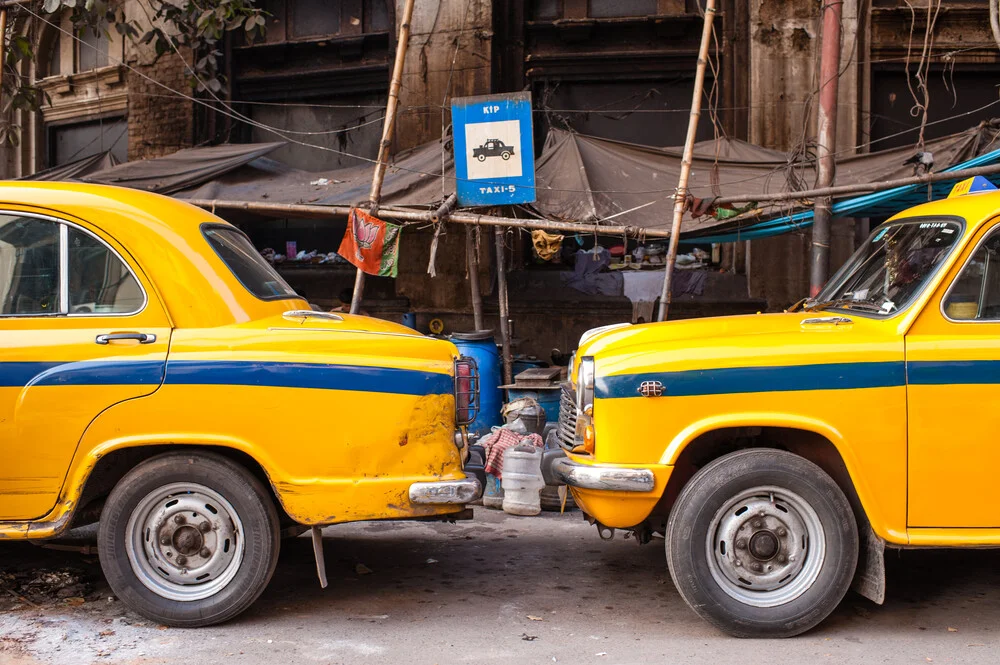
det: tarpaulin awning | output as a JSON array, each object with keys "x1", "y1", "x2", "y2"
[
  {"x1": 80, "y1": 142, "x2": 285, "y2": 195},
  {"x1": 38, "y1": 119, "x2": 1000, "y2": 241},
  {"x1": 20, "y1": 151, "x2": 119, "y2": 181},
  {"x1": 689, "y1": 145, "x2": 1000, "y2": 243},
  {"x1": 532, "y1": 122, "x2": 1000, "y2": 236},
  {"x1": 172, "y1": 138, "x2": 455, "y2": 208}
]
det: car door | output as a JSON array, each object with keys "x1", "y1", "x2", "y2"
[
  {"x1": 0, "y1": 211, "x2": 171, "y2": 520},
  {"x1": 906, "y1": 220, "x2": 1000, "y2": 527}
]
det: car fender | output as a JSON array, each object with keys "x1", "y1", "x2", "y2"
[{"x1": 658, "y1": 411, "x2": 905, "y2": 544}]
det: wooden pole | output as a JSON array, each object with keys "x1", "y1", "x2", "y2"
[
  {"x1": 350, "y1": 0, "x2": 415, "y2": 315},
  {"x1": 810, "y1": 0, "x2": 843, "y2": 297},
  {"x1": 494, "y1": 226, "x2": 512, "y2": 385},
  {"x1": 466, "y1": 226, "x2": 485, "y2": 330},
  {"x1": 0, "y1": 10, "x2": 7, "y2": 100},
  {"x1": 656, "y1": 0, "x2": 716, "y2": 322}
]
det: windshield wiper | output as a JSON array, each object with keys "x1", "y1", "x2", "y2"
[{"x1": 805, "y1": 297, "x2": 887, "y2": 313}]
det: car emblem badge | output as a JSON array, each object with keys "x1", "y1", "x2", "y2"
[{"x1": 638, "y1": 380, "x2": 664, "y2": 398}]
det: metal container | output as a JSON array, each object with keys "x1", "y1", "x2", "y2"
[{"x1": 501, "y1": 444, "x2": 544, "y2": 516}]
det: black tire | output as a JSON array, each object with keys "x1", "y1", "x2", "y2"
[
  {"x1": 665, "y1": 449, "x2": 858, "y2": 638},
  {"x1": 477, "y1": 154, "x2": 486, "y2": 162},
  {"x1": 98, "y1": 451, "x2": 280, "y2": 627},
  {"x1": 501, "y1": 151, "x2": 511, "y2": 160}
]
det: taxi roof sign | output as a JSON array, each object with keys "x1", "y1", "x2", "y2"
[{"x1": 948, "y1": 175, "x2": 998, "y2": 198}]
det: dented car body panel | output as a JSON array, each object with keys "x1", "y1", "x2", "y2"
[{"x1": 0, "y1": 182, "x2": 468, "y2": 539}]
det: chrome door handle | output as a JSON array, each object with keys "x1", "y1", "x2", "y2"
[{"x1": 95, "y1": 332, "x2": 157, "y2": 345}]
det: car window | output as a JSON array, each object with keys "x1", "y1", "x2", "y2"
[
  {"x1": 203, "y1": 225, "x2": 298, "y2": 301},
  {"x1": 0, "y1": 216, "x2": 60, "y2": 315},
  {"x1": 943, "y1": 226, "x2": 1000, "y2": 321},
  {"x1": 0, "y1": 213, "x2": 145, "y2": 317},
  {"x1": 68, "y1": 227, "x2": 144, "y2": 314},
  {"x1": 810, "y1": 219, "x2": 962, "y2": 317}
]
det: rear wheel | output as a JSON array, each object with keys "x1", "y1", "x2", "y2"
[
  {"x1": 666, "y1": 449, "x2": 858, "y2": 638},
  {"x1": 98, "y1": 452, "x2": 280, "y2": 627}
]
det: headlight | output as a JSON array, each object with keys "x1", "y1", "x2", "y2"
[{"x1": 576, "y1": 356, "x2": 595, "y2": 415}]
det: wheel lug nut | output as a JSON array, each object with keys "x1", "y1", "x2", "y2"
[
  {"x1": 198, "y1": 521, "x2": 212, "y2": 533},
  {"x1": 752, "y1": 520, "x2": 763, "y2": 529},
  {"x1": 777, "y1": 554, "x2": 787, "y2": 564},
  {"x1": 160, "y1": 536, "x2": 170, "y2": 546},
  {"x1": 735, "y1": 559, "x2": 742, "y2": 567},
  {"x1": 173, "y1": 514, "x2": 186, "y2": 525},
  {"x1": 751, "y1": 562, "x2": 763, "y2": 572},
  {"x1": 735, "y1": 539, "x2": 747, "y2": 550},
  {"x1": 199, "y1": 548, "x2": 211, "y2": 558},
  {"x1": 176, "y1": 555, "x2": 187, "y2": 566},
  {"x1": 776, "y1": 527, "x2": 787, "y2": 537}
]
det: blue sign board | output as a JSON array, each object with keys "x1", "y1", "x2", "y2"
[{"x1": 451, "y1": 92, "x2": 535, "y2": 206}]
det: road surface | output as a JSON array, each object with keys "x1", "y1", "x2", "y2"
[{"x1": 2, "y1": 507, "x2": 999, "y2": 664}]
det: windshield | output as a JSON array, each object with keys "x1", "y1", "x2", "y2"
[
  {"x1": 809, "y1": 218, "x2": 962, "y2": 316},
  {"x1": 202, "y1": 225, "x2": 298, "y2": 301}
]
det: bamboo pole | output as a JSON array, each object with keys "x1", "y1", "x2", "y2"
[
  {"x1": 466, "y1": 226, "x2": 484, "y2": 330},
  {"x1": 185, "y1": 198, "x2": 676, "y2": 237},
  {"x1": 350, "y1": 0, "x2": 415, "y2": 315},
  {"x1": 494, "y1": 226, "x2": 512, "y2": 385},
  {"x1": 0, "y1": 10, "x2": 7, "y2": 98},
  {"x1": 656, "y1": 0, "x2": 716, "y2": 322}
]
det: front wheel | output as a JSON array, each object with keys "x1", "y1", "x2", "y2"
[
  {"x1": 476, "y1": 154, "x2": 486, "y2": 162},
  {"x1": 98, "y1": 452, "x2": 280, "y2": 627},
  {"x1": 665, "y1": 449, "x2": 858, "y2": 638},
  {"x1": 501, "y1": 151, "x2": 511, "y2": 160}
]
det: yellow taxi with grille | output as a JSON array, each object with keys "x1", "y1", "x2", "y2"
[
  {"x1": 0, "y1": 182, "x2": 480, "y2": 627},
  {"x1": 545, "y1": 176, "x2": 1000, "y2": 637}
]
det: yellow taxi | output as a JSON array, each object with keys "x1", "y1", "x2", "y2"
[
  {"x1": 0, "y1": 182, "x2": 480, "y2": 626},
  {"x1": 545, "y1": 177, "x2": 1000, "y2": 637}
]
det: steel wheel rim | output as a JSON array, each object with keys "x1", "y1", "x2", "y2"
[
  {"x1": 705, "y1": 485, "x2": 826, "y2": 608},
  {"x1": 125, "y1": 482, "x2": 245, "y2": 602}
]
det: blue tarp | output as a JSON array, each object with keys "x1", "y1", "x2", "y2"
[{"x1": 687, "y1": 147, "x2": 1000, "y2": 244}]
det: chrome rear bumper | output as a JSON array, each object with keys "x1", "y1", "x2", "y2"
[
  {"x1": 545, "y1": 452, "x2": 655, "y2": 493},
  {"x1": 409, "y1": 473, "x2": 482, "y2": 505}
]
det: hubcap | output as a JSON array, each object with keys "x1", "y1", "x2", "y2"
[
  {"x1": 706, "y1": 485, "x2": 826, "y2": 608},
  {"x1": 124, "y1": 483, "x2": 245, "y2": 602}
]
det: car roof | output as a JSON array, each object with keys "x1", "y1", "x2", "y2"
[
  {"x1": 0, "y1": 181, "x2": 303, "y2": 327},
  {"x1": 889, "y1": 189, "x2": 1000, "y2": 236}
]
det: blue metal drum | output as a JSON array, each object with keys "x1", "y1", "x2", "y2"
[{"x1": 450, "y1": 330, "x2": 503, "y2": 437}]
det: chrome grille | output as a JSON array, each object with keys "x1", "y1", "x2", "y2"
[{"x1": 556, "y1": 382, "x2": 578, "y2": 449}]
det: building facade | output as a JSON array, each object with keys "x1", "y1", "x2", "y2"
[{"x1": 7, "y1": 0, "x2": 1000, "y2": 359}]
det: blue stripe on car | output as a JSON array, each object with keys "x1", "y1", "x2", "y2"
[
  {"x1": 0, "y1": 360, "x2": 452, "y2": 396},
  {"x1": 905, "y1": 360, "x2": 1000, "y2": 385},
  {"x1": 164, "y1": 360, "x2": 453, "y2": 396},
  {"x1": 596, "y1": 361, "x2": 907, "y2": 399}
]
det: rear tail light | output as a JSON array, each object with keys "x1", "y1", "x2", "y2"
[{"x1": 455, "y1": 356, "x2": 480, "y2": 426}]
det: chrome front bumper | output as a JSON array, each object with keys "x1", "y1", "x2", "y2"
[
  {"x1": 409, "y1": 473, "x2": 482, "y2": 505},
  {"x1": 545, "y1": 452, "x2": 655, "y2": 493}
]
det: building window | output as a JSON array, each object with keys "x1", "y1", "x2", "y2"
[
  {"x1": 48, "y1": 118, "x2": 128, "y2": 167},
  {"x1": 588, "y1": 0, "x2": 658, "y2": 17},
  {"x1": 77, "y1": 28, "x2": 110, "y2": 71},
  {"x1": 259, "y1": 0, "x2": 390, "y2": 43}
]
